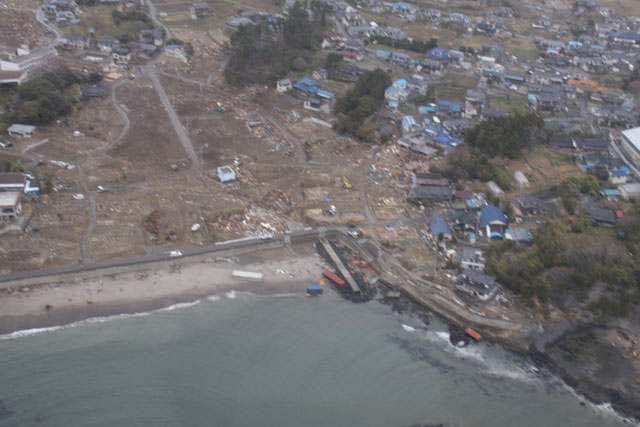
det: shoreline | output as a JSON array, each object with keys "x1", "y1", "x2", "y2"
[
  {"x1": 0, "y1": 245, "x2": 331, "y2": 336},
  {"x1": 1, "y1": 238, "x2": 638, "y2": 423}
]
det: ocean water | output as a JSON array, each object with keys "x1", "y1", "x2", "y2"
[{"x1": 0, "y1": 291, "x2": 634, "y2": 427}]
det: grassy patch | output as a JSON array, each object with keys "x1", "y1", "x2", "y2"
[{"x1": 488, "y1": 95, "x2": 529, "y2": 115}]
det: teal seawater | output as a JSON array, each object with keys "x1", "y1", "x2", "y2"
[{"x1": 0, "y1": 291, "x2": 632, "y2": 427}]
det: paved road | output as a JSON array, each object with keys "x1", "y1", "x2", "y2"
[
  {"x1": 34, "y1": 6, "x2": 65, "y2": 46},
  {"x1": 76, "y1": 164, "x2": 97, "y2": 263},
  {"x1": 148, "y1": 67, "x2": 201, "y2": 170},
  {"x1": 146, "y1": 0, "x2": 171, "y2": 39}
]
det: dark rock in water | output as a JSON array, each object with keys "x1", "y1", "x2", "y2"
[
  {"x1": 0, "y1": 400, "x2": 14, "y2": 418},
  {"x1": 448, "y1": 325, "x2": 470, "y2": 347}
]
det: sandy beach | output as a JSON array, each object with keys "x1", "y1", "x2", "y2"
[{"x1": 0, "y1": 246, "x2": 332, "y2": 335}]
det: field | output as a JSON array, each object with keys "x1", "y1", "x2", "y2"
[
  {"x1": 0, "y1": 10, "x2": 54, "y2": 54},
  {"x1": 488, "y1": 94, "x2": 530, "y2": 115}
]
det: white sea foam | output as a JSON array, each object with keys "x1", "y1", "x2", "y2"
[
  {"x1": 401, "y1": 324, "x2": 416, "y2": 332},
  {"x1": 558, "y1": 382, "x2": 639, "y2": 425},
  {"x1": 416, "y1": 328, "x2": 536, "y2": 383},
  {"x1": 0, "y1": 299, "x2": 202, "y2": 341},
  {"x1": 207, "y1": 295, "x2": 222, "y2": 302}
]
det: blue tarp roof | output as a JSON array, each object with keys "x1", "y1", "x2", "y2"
[
  {"x1": 611, "y1": 169, "x2": 629, "y2": 177},
  {"x1": 426, "y1": 47, "x2": 449, "y2": 60},
  {"x1": 619, "y1": 32, "x2": 640, "y2": 42},
  {"x1": 316, "y1": 88, "x2": 334, "y2": 99},
  {"x1": 297, "y1": 77, "x2": 317, "y2": 86},
  {"x1": 481, "y1": 205, "x2": 507, "y2": 226},
  {"x1": 429, "y1": 216, "x2": 452, "y2": 236}
]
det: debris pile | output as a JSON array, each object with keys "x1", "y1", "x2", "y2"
[{"x1": 208, "y1": 207, "x2": 288, "y2": 238}]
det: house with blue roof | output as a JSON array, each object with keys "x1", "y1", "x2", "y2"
[
  {"x1": 480, "y1": 205, "x2": 507, "y2": 240},
  {"x1": 419, "y1": 105, "x2": 436, "y2": 114},
  {"x1": 600, "y1": 188, "x2": 622, "y2": 200},
  {"x1": 436, "y1": 100, "x2": 463, "y2": 116},
  {"x1": 426, "y1": 47, "x2": 449, "y2": 61},
  {"x1": 292, "y1": 77, "x2": 334, "y2": 100},
  {"x1": 402, "y1": 115, "x2": 421, "y2": 135},
  {"x1": 428, "y1": 215, "x2": 453, "y2": 240},
  {"x1": 385, "y1": 79, "x2": 410, "y2": 110},
  {"x1": 610, "y1": 168, "x2": 630, "y2": 184}
]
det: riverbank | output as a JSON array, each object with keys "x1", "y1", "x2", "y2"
[{"x1": 0, "y1": 245, "x2": 331, "y2": 335}]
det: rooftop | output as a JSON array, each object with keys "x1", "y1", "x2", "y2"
[{"x1": 0, "y1": 192, "x2": 21, "y2": 207}]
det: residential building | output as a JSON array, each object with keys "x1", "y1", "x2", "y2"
[
  {"x1": 574, "y1": 137, "x2": 609, "y2": 151},
  {"x1": 480, "y1": 205, "x2": 507, "y2": 239},
  {"x1": 465, "y1": 89, "x2": 485, "y2": 118},
  {"x1": 549, "y1": 136, "x2": 576, "y2": 150},
  {"x1": 0, "y1": 192, "x2": 22, "y2": 221},
  {"x1": 458, "y1": 247, "x2": 485, "y2": 270},
  {"x1": 610, "y1": 168, "x2": 630, "y2": 184},
  {"x1": 384, "y1": 79, "x2": 410, "y2": 110},
  {"x1": 165, "y1": 44, "x2": 187, "y2": 62},
  {"x1": 7, "y1": 124, "x2": 35, "y2": 137},
  {"x1": 97, "y1": 38, "x2": 119, "y2": 53},
  {"x1": 406, "y1": 77, "x2": 428, "y2": 95},
  {"x1": 190, "y1": 2, "x2": 210, "y2": 19},
  {"x1": 588, "y1": 206, "x2": 617, "y2": 226},
  {"x1": 457, "y1": 268, "x2": 499, "y2": 301},
  {"x1": 66, "y1": 34, "x2": 90, "y2": 50},
  {"x1": 0, "y1": 60, "x2": 25, "y2": 85},
  {"x1": 82, "y1": 85, "x2": 109, "y2": 99},
  {"x1": 140, "y1": 29, "x2": 164, "y2": 46},
  {"x1": 276, "y1": 79, "x2": 291, "y2": 92},
  {"x1": 303, "y1": 98, "x2": 330, "y2": 114},
  {"x1": 511, "y1": 195, "x2": 547, "y2": 216},
  {"x1": 411, "y1": 173, "x2": 452, "y2": 201},
  {"x1": 390, "y1": 52, "x2": 413, "y2": 67},
  {"x1": 504, "y1": 227, "x2": 532, "y2": 243},
  {"x1": 428, "y1": 215, "x2": 453, "y2": 240},
  {"x1": 619, "y1": 183, "x2": 640, "y2": 199},
  {"x1": 397, "y1": 137, "x2": 437, "y2": 157},
  {"x1": 112, "y1": 47, "x2": 131, "y2": 65},
  {"x1": 312, "y1": 68, "x2": 328, "y2": 80},
  {"x1": 504, "y1": 70, "x2": 526, "y2": 85},
  {"x1": 0, "y1": 173, "x2": 27, "y2": 192},
  {"x1": 225, "y1": 16, "x2": 256, "y2": 32}
]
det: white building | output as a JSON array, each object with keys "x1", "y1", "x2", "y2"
[
  {"x1": 0, "y1": 192, "x2": 22, "y2": 221},
  {"x1": 619, "y1": 183, "x2": 640, "y2": 199},
  {"x1": 619, "y1": 127, "x2": 640, "y2": 171},
  {"x1": 7, "y1": 124, "x2": 36, "y2": 137},
  {"x1": 217, "y1": 165, "x2": 236, "y2": 183},
  {"x1": 276, "y1": 79, "x2": 291, "y2": 92}
]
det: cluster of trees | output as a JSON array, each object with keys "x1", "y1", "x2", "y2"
[
  {"x1": 486, "y1": 219, "x2": 568, "y2": 304},
  {"x1": 440, "y1": 149, "x2": 512, "y2": 190},
  {"x1": 558, "y1": 175, "x2": 600, "y2": 214},
  {"x1": 224, "y1": 2, "x2": 326, "y2": 87},
  {"x1": 369, "y1": 35, "x2": 438, "y2": 54},
  {"x1": 464, "y1": 113, "x2": 545, "y2": 159},
  {"x1": 333, "y1": 69, "x2": 391, "y2": 141},
  {"x1": 112, "y1": 9, "x2": 152, "y2": 26},
  {"x1": 486, "y1": 214, "x2": 640, "y2": 317},
  {"x1": 10, "y1": 69, "x2": 89, "y2": 126}
]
